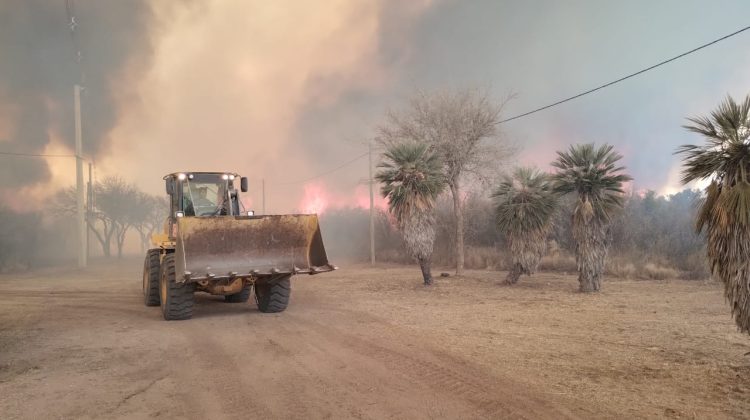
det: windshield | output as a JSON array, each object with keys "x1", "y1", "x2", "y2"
[{"x1": 182, "y1": 174, "x2": 228, "y2": 216}]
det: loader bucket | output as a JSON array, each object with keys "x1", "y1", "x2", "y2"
[{"x1": 174, "y1": 214, "x2": 333, "y2": 282}]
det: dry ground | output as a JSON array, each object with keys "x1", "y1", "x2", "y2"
[{"x1": 1, "y1": 258, "x2": 749, "y2": 419}]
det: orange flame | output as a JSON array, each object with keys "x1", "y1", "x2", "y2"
[{"x1": 299, "y1": 182, "x2": 331, "y2": 214}]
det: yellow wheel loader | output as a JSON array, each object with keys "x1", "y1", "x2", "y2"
[{"x1": 142, "y1": 172, "x2": 335, "y2": 320}]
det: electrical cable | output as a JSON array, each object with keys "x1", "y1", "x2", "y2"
[
  {"x1": 0, "y1": 151, "x2": 75, "y2": 158},
  {"x1": 270, "y1": 151, "x2": 369, "y2": 186},
  {"x1": 497, "y1": 24, "x2": 750, "y2": 124}
]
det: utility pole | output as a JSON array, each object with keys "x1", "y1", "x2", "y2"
[
  {"x1": 368, "y1": 141, "x2": 375, "y2": 265},
  {"x1": 87, "y1": 162, "x2": 92, "y2": 260},
  {"x1": 74, "y1": 84, "x2": 87, "y2": 268},
  {"x1": 262, "y1": 178, "x2": 266, "y2": 215}
]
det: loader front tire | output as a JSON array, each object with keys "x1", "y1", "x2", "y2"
[
  {"x1": 159, "y1": 254, "x2": 194, "y2": 320},
  {"x1": 255, "y1": 276, "x2": 291, "y2": 313},
  {"x1": 143, "y1": 249, "x2": 161, "y2": 307},
  {"x1": 224, "y1": 284, "x2": 251, "y2": 303}
]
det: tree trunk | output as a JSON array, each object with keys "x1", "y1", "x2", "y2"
[
  {"x1": 136, "y1": 228, "x2": 148, "y2": 253},
  {"x1": 102, "y1": 238, "x2": 111, "y2": 257},
  {"x1": 506, "y1": 263, "x2": 522, "y2": 285},
  {"x1": 418, "y1": 257, "x2": 433, "y2": 285},
  {"x1": 706, "y1": 218, "x2": 750, "y2": 333},
  {"x1": 573, "y1": 218, "x2": 608, "y2": 293},
  {"x1": 449, "y1": 181, "x2": 464, "y2": 275},
  {"x1": 87, "y1": 220, "x2": 107, "y2": 257},
  {"x1": 102, "y1": 220, "x2": 115, "y2": 258},
  {"x1": 117, "y1": 229, "x2": 127, "y2": 259},
  {"x1": 116, "y1": 231, "x2": 124, "y2": 259}
]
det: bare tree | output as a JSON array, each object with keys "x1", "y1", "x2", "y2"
[
  {"x1": 132, "y1": 193, "x2": 168, "y2": 252},
  {"x1": 378, "y1": 89, "x2": 514, "y2": 274},
  {"x1": 56, "y1": 176, "x2": 139, "y2": 258},
  {"x1": 96, "y1": 177, "x2": 138, "y2": 258},
  {"x1": 56, "y1": 186, "x2": 115, "y2": 257}
]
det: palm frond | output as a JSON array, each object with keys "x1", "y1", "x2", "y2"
[
  {"x1": 551, "y1": 143, "x2": 632, "y2": 222},
  {"x1": 375, "y1": 142, "x2": 446, "y2": 223},
  {"x1": 492, "y1": 167, "x2": 557, "y2": 235},
  {"x1": 679, "y1": 94, "x2": 750, "y2": 334},
  {"x1": 492, "y1": 167, "x2": 557, "y2": 282}
]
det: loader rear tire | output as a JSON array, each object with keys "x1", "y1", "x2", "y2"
[
  {"x1": 159, "y1": 254, "x2": 195, "y2": 320},
  {"x1": 224, "y1": 285, "x2": 251, "y2": 303},
  {"x1": 255, "y1": 276, "x2": 291, "y2": 313},
  {"x1": 143, "y1": 249, "x2": 161, "y2": 307}
]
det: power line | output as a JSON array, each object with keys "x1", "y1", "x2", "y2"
[
  {"x1": 497, "y1": 24, "x2": 750, "y2": 124},
  {"x1": 267, "y1": 25, "x2": 750, "y2": 180},
  {"x1": 0, "y1": 151, "x2": 95, "y2": 162},
  {"x1": 270, "y1": 151, "x2": 369, "y2": 186},
  {"x1": 0, "y1": 151, "x2": 76, "y2": 158}
]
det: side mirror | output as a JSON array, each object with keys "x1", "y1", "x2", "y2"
[
  {"x1": 166, "y1": 178, "x2": 175, "y2": 195},
  {"x1": 240, "y1": 177, "x2": 248, "y2": 193}
]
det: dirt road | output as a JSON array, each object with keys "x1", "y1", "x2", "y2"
[{"x1": 1, "y1": 259, "x2": 749, "y2": 419}]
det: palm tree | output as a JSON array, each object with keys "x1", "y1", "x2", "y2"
[
  {"x1": 376, "y1": 142, "x2": 446, "y2": 285},
  {"x1": 552, "y1": 143, "x2": 631, "y2": 292},
  {"x1": 677, "y1": 94, "x2": 750, "y2": 333},
  {"x1": 492, "y1": 167, "x2": 557, "y2": 284}
]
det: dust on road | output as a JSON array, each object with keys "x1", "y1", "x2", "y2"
[{"x1": 0, "y1": 259, "x2": 748, "y2": 419}]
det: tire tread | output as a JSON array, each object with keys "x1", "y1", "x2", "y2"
[
  {"x1": 143, "y1": 249, "x2": 161, "y2": 307},
  {"x1": 255, "y1": 276, "x2": 291, "y2": 313},
  {"x1": 160, "y1": 254, "x2": 194, "y2": 320}
]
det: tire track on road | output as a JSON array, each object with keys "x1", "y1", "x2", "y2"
[
  {"x1": 285, "y1": 312, "x2": 578, "y2": 419},
  {"x1": 177, "y1": 326, "x2": 275, "y2": 420}
]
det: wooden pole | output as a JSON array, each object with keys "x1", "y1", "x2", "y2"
[
  {"x1": 369, "y1": 141, "x2": 375, "y2": 265},
  {"x1": 75, "y1": 84, "x2": 86, "y2": 268}
]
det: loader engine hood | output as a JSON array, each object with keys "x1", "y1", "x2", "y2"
[{"x1": 174, "y1": 214, "x2": 334, "y2": 282}]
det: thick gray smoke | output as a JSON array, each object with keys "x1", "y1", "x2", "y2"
[
  {"x1": 3, "y1": 0, "x2": 750, "y2": 202},
  {"x1": 0, "y1": 0, "x2": 155, "y2": 188},
  {"x1": 297, "y1": 0, "x2": 750, "y2": 196}
]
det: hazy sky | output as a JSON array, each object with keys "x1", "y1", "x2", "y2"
[{"x1": 2, "y1": 0, "x2": 750, "y2": 213}]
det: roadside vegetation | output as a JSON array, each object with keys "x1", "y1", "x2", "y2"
[
  {"x1": 551, "y1": 143, "x2": 631, "y2": 292},
  {"x1": 375, "y1": 142, "x2": 445, "y2": 285},
  {"x1": 4, "y1": 90, "x2": 750, "y2": 336},
  {"x1": 491, "y1": 167, "x2": 557, "y2": 285},
  {"x1": 0, "y1": 177, "x2": 166, "y2": 272},
  {"x1": 677, "y1": 94, "x2": 750, "y2": 333}
]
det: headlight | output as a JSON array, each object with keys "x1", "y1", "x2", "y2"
[
  {"x1": 247, "y1": 210, "x2": 255, "y2": 216},
  {"x1": 222, "y1": 174, "x2": 229, "y2": 180},
  {"x1": 229, "y1": 175, "x2": 235, "y2": 180},
  {"x1": 177, "y1": 173, "x2": 186, "y2": 180},
  {"x1": 175, "y1": 211, "x2": 184, "y2": 218}
]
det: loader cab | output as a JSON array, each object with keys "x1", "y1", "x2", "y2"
[{"x1": 164, "y1": 172, "x2": 249, "y2": 235}]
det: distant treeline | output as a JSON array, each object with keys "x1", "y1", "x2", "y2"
[
  {"x1": 0, "y1": 185, "x2": 705, "y2": 278},
  {"x1": 0, "y1": 176, "x2": 166, "y2": 272},
  {"x1": 320, "y1": 188, "x2": 707, "y2": 279}
]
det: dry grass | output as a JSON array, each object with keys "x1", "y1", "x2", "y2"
[
  {"x1": 607, "y1": 256, "x2": 686, "y2": 280},
  {"x1": 607, "y1": 260, "x2": 637, "y2": 279},
  {"x1": 462, "y1": 246, "x2": 506, "y2": 270},
  {"x1": 377, "y1": 245, "x2": 709, "y2": 281},
  {"x1": 539, "y1": 254, "x2": 578, "y2": 273},
  {"x1": 642, "y1": 263, "x2": 680, "y2": 280},
  {"x1": 325, "y1": 265, "x2": 750, "y2": 419}
]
